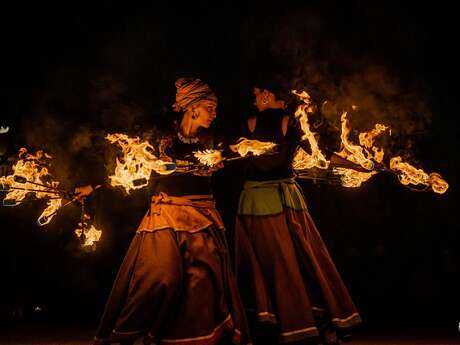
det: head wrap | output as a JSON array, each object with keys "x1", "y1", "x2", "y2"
[{"x1": 173, "y1": 78, "x2": 218, "y2": 112}]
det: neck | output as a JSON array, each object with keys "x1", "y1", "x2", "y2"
[{"x1": 179, "y1": 111, "x2": 200, "y2": 137}]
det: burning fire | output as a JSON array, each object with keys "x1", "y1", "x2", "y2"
[
  {"x1": 106, "y1": 133, "x2": 175, "y2": 193},
  {"x1": 331, "y1": 112, "x2": 389, "y2": 187},
  {"x1": 37, "y1": 198, "x2": 64, "y2": 226},
  {"x1": 359, "y1": 123, "x2": 388, "y2": 163},
  {"x1": 194, "y1": 149, "x2": 223, "y2": 167},
  {"x1": 332, "y1": 167, "x2": 376, "y2": 188},
  {"x1": 359, "y1": 124, "x2": 388, "y2": 149},
  {"x1": 336, "y1": 112, "x2": 376, "y2": 170},
  {"x1": 74, "y1": 214, "x2": 102, "y2": 246},
  {"x1": 291, "y1": 90, "x2": 329, "y2": 170},
  {"x1": 229, "y1": 138, "x2": 277, "y2": 157},
  {"x1": 390, "y1": 156, "x2": 449, "y2": 194},
  {"x1": 0, "y1": 148, "x2": 63, "y2": 224}
]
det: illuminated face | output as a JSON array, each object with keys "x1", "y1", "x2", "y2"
[
  {"x1": 193, "y1": 100, "x2": 217, "y2": 129},
  {"x1": 254, "y1": 87, "x2": 274, "y2": 112}
]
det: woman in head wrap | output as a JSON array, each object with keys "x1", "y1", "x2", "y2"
[
  {"x1": 233, "y1": 74, "x2": 362, "y2": 345},
  {"x1": 77, "y1": 78, "x2": 250, "y2": 345}
]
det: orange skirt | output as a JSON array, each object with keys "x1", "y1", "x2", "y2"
[{"x1": 95, "y1": 194, "x2": 250, "y2": 345}]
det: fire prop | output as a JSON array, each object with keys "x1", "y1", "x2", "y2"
[
  {"x1": 194, "y1": 138, "x2": 280, "y2": 168},
  {"x1": 229, "y1": 138, "x2": 278, "y2": 157},
  {"x1": 74, "y1": 212, "x2": 102, "y2": 247},
  {"x1": 106, "y1": 133, "x2": 176, "y2": 193},
  {"x1": 390, "y1": 157, "x2": 448, "y2": 194},
  {"x1": 291, "y1": 90, "x2": 448, "y2": 193},
  {"x1": 194, "y1": 149, "x2": 223, "y2": 167},
  {"x1": 0, "y1": 148, "x2": 63, "y2": 225},
  {"x1": 0, "y1": 148, "x2": 103, "y2": 247}
]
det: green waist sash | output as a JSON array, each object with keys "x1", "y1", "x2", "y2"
[{"x1": 238, "y1": 178, "x2": 308, "y2": 216}]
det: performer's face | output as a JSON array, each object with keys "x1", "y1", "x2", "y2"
[
  {"x1": 193, "y1": 100, "x2": 217, "y2": 128},
  {"x1": 253, "y1": 87, "x2": 273, "y2": 112}
]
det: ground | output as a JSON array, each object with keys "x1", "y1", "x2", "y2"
[{"x1": 1, "y1": 326, "x2": 459, "y2": 345}]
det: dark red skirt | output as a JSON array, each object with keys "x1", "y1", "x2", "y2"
[{"x1": 235, "y1": 179, "x2": 361, "y2": 344}]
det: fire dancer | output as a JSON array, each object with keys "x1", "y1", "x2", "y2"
[
  {"x1": 234, "y1": 78, "x2": 361, "y2": 345},
  {"x1": 76, "y1": 78, "x2": 249, "y2": 345}
]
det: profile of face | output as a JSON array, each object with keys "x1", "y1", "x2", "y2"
[
  {"x1": 190, "y1": 100, "x2": 218, "y2": 129},
  {"x1": 253, "y1": 87, "x2": 275, "y2": 112}
]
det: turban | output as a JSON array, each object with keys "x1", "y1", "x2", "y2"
[{"x1": 173, "y1": 78, "x2": 217, "y2": 112}]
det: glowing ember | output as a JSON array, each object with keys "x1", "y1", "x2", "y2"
[
  {"x1": 0, "y1": 148, "x2": 62, "y2": 224},
  {"x1": 194, "y1": 149, "x2": 223, "y2": 167},
  {"x1": 390, "y1": 156, "x2": 449, "y2": 194},
  {"x1": 229, "y1": 138, "x2": 277, "y2": 157},
  {"x1": 291, "y1": 90, "x2": 329, "y2": 170},
  {"x1": 106, "y1": 133, "x2": 175, "y2": 193}
]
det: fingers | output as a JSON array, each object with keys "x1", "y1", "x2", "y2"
[{"x1": 73, "y1": 185, "x2": 94, "y2": 200}]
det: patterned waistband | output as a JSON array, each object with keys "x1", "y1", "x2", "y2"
[
  {"x1": 243, "y1": 177, "x2": 298, "y2": 190},
  {"x1": 151, "y1": 192, "x2": 215, "y2": 212}
]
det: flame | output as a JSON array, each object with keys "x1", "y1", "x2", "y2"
[
  {"x1": 390, "y1": 156, "x2": 449, "y2": 194},
  {"x1": 37, "y1": 198, "x2": 63, "y2": 225},
  {"x1": 332, "y1": 113, "x2": 390, "y2": 188},
  {"x1": 333, "y1": 167, "x2": 376, "y2": 188},
  {"x1": 194, "y1": 149, "x2": 223, "y2": 167},
  {"x1": 106, "y1": 133, "x2": 175, "y2": 193},
  {"x1": 291, "y1": 90, "x2": 329, "y2": 169},
  {"x1": 0, "y1": 148, "x2": 62, "y2": 224},
  {"x1": 336, "y1": 112, "x2": 375, "y2": 170},
  {"x1": 229, "y1": 138, "x2": 277, "y2": 157},
  {"x1": 359, "y1": 124, "x2": 388, "y2": 149},
  {"x1": 74, "y1": 213, "x2": 102, "y2": 246},
  {"x1": 75, "y1": 226, "x2": 102, "y2": 246}
]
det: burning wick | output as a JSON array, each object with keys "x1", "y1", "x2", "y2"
[
  {"x1": 229, "y1": 138, "x2": 278, "y2": 157},
  {"x1": 194, "y1": 150, "x2": 223, "y2": 167}
]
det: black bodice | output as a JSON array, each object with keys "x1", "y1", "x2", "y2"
[
  {"x1": 148, "y1": 135, "x2": 214, "y2": 196},
  {"x1": 244, "y1": 108, "x2": 297, "y2": 181}
]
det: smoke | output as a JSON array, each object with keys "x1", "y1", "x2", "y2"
[{"x1": 240, "y1": 4, "x2": 433, "y2": 157}]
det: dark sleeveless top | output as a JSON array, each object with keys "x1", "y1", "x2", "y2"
[
  {"x1": 148, "y1": 134, "x2": 214, "y2": 196},
  {"x1": 243, "y1": 108, "x2": 297, "y2": 181}
]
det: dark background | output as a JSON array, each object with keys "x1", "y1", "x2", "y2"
[{"x1": 0, "y1": 0, "x2": 458, "y2": 334}]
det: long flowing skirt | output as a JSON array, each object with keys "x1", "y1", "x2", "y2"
[
  {"x1": 95, "y1": 193, "x2": 250, "y2": 345},
  {"x1": 235, "y1": 179, "x2": 361, "y2": 344}
]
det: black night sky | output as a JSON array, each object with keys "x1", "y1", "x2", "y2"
[{"x1": 0, "y1": 0, "x2": 459, "y2": 340}]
